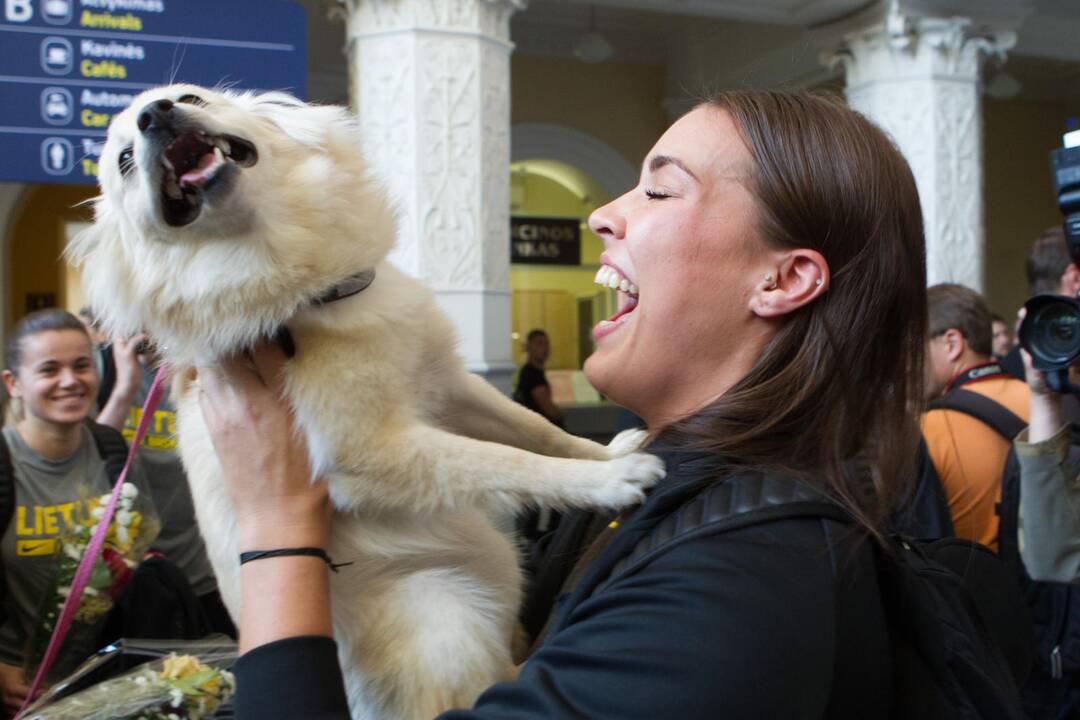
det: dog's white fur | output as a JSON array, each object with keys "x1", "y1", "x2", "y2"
[{"x1": 69, "y1": 85, "x2": 664, "y2": 719}]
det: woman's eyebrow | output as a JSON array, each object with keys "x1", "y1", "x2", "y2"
[{"x1": 647, "y1": 154, "x2": 698, "y2": 181}]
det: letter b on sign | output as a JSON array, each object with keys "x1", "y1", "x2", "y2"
[{"x1": 5, "y1": 0, "x2": 32, "y2": 22}]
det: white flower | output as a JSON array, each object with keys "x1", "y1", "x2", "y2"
[
  {"x1": 133, "y1": 675, "x2": 147, "y2": 685},
  {"x1": 84, "y1": 586, "x2": 99, "y2": 596},
  {"x1": 169, "y1": 687, "x2": 184, "y2": 707},
  {"x1": 115, "y1": 510, "x2": 133, "y2": 526},
  {"x1": 91, "y1": 506, "x2": 105, "y2": 520},
  {"x1": 57, "y1": 586, "x2": 71, "y2": 597},
  {"x1": 98, "y1": 494, "x2": 111, "y2": 505},
  {"x1": 63, "y1": 544, "x2": 82, "y2": 561},
  {"x1": 121, "y1": 483, "x2": 138, "y2": 499},
  {"x1": 116, "y1": 526, "x2": 129, "y2": 543}
]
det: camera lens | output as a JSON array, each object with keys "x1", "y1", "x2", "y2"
[{"x1": 1031, "y1": 301, "x2": 1080, "y2": 365}]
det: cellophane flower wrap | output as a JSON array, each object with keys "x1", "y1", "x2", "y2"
[
  {"x1": 20, "y1": 652, "x2": 236, "y2": 720},
  {"x1": 25, "y1": 482, "x2": 160, "y2": 680}
]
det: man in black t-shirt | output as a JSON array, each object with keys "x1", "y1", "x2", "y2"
[
  {"x1": 513, "y1": 329, "x2": 563, "y2": 427},
  {"x1": 512, "y1": 329, "x2": 565, "y2": 546}
]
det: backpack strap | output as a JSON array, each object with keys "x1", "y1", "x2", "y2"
[
  {"x1": 86, "y1": 422, "x2": 130, "y2": 484},
  {"x1": 599, "y1": 472, "x2": 849, "y2": 592},
  {"x1": 927, "y1": 388, "x2": 1026, "y2": 441},
  {"x1": 0, "y1": 433, "x2": 14, "y2": 539}
]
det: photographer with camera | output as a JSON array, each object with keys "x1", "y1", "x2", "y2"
[
  {"x1": 1015, "y1": 346, "x2": 1080, "y2": 583},
  {"x1": 1013, "y1": 131, "x2": 1080, "y2": 585}
]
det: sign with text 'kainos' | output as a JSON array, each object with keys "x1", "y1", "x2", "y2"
[{"x1": 0, "y1": 0, "x2": 306, "y2": 184}]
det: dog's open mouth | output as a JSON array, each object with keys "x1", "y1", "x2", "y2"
[{"x1": 159, "y1": 131, "x2": 257, "y2": 227}]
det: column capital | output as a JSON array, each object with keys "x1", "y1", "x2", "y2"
[
  {"x1": 336, "y1": 0, "x2": 526, "y2": 44},
  {"x1": 818, "y1": 1, "x2": 1021, "y2": 84}
]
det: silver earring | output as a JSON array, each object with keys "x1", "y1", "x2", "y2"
[
  {"x1": 764, "y1": 273, "x2": 777, "y2": 290},
  {"x1": 815, "y1": 278, "x2": 823, "y2": 286}
]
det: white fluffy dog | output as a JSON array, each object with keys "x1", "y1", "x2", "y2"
[{"x1": 69, "y1": 84, "x2": 664, "y2": 719}]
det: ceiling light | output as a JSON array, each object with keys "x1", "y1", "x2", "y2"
[{"x1": 573, "y1": 6, "x2": 613, "y2": 63}]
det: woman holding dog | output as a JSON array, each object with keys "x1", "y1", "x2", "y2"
[{"x1": 200, "y1": 90, "x2": 928, "y2": 718}]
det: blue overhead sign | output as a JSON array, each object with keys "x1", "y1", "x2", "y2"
[{"x1": 0, "y1": 0, "x2": 306, "y2": 185}]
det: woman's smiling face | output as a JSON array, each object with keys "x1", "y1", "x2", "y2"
[
  {"x1": 585, "y1": 106, "x2": 773, "y2": 427},
  {"x1": 3, "y1": 329, "x2": 98, "y2": 428}
]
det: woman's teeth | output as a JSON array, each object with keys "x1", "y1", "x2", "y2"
[{"x1": 594, "y1": 265, "x2": 639, "y2": 295}]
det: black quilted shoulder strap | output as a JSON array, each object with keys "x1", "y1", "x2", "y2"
[
  {"x1": 927, "y1": 388, "x2": 1026, "y2": 441},
  {"x1": 86, "y1": 422, "x2": 130, "y2": 483},
  {"x1": 600, "y1": 472, "x2": 849, "y2": 592}
]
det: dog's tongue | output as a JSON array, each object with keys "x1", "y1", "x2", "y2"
[{"x1": 179, "y1": 152, "x2": 218, "y2": 190}]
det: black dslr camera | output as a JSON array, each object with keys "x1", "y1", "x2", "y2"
[{"x1": 1019, "y1": 128, "x2": 1080, "y2": 394}]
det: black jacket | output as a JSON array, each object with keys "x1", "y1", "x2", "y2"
[{"x1": 234, "y1": 449, "x2": 892, "y2": 719}]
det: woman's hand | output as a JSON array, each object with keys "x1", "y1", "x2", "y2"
[
  {"x1": 196, "y1": 340, "x2": 331, "y2": 552},
  {"x1": 197, "y1": 341, "x2": 336, "y2": 654},
  {"x1": 95, "y1": 333, "x2": 147, "y2": 430},
  {"x1": 0, "y1": 660, "x2": 29, "y2": 716},
  {"x1": 1022, "y1": 348, "x2": 1067, "y2": 444}
]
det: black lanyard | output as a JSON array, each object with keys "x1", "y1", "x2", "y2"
[{"x1": 945, "y1": 362, "x2": 1010, "y2": 393}]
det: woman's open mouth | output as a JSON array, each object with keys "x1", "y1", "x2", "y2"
[
  {"x1": 593, "y1": 264, "x2": 639, "y2": 340},
  {"x1": 158, "y1": 130, "x2": 257, "y2": 227}
]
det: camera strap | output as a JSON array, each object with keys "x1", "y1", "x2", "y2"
[{"x1": 945, "y1": 361, "x2": 1010, "y2": 393}]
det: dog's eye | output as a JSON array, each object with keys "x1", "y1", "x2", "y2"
[
  {"x1": 118, "y1": 146, "x2": 135, "y2": 176},
  {"x1": 176, "y1": 94, "x2": 206, "y2": 107}
]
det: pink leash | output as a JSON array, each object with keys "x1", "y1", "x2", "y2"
[{"x1": 18, "y1": 367, "x2": 170, "y2": 717}]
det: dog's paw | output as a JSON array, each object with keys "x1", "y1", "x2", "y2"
[
  {"x1": 606, "y1": 428, "x2": 648, "y2": 458},
  {"x1": 584, "y1": 452, "x2": 666, "y2": 509}
]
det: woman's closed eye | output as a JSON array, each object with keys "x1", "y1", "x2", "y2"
[{"x1": 644, "y1": 189, "x2": 671, "y2": 200}]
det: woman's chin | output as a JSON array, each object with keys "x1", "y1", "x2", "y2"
[{"x1": 584, "y1": 355, "x2": 625, "y2": 409}]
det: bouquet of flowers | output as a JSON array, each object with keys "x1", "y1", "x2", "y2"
[
  {"x1": 25, "y1": 482, "x2": 160, "y2": 680},
  {"x1": 20, "y1": 652, "x2": 236, "y2": 720}
]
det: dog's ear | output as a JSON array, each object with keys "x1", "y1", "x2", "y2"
[{"x1": 248, "y1": 93, "x2": 357, "y2": 149}]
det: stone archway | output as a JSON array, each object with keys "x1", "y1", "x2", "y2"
[{"x1": 511, "y1": 123, "x2": 637, "y2": 201}]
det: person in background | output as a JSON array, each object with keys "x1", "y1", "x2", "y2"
[
  {"x1": 113, "y1": 345, "x2": 232, "y2": 636},
  {"x1": 512, "y1": 329, "x2": 563, "y2": 427},
  {"x1": 992, "y1": 313, "x2": 1013, "y2": 361},
  {"x1": 196, "y1": 90, "x2": 928, "y2": 719},
  {"x1": 921, "y1": 283, "x2": 1029, "y2": 551},
  {"x1": 0, "y1": 310, "x2": 155, "y2": 716},
  {"x1": 1001, "y1": 227, "x2": 1080, "y2": 380},
  {"x1": 1015, "y1": 350, "x2": 1080, "y2": 583}
]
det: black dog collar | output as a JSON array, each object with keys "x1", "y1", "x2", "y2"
[{"x1": 313, "y1": 269, "x2": 375, "y2": 305}]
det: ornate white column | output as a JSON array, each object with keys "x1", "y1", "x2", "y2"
[
  {"x1": 337, "y1": 0, "x2": 525, "y2": 391},
  {"x1": 825, "y1": 4, "x2": 1016, "y2": 291}
]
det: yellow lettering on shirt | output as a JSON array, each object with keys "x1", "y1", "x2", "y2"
[
  {"x1": 15, "y1": 500, "x2": 91, "y2": 536},
  {"x1": 15, "y1": 507, "x2": 32, "y2": 535},
  {"x1": 41, "y1": 507, "x2": 58, "y2": 535},
  {"x1": 56, "y1": 502, "x2": 75, "y2": 530}
]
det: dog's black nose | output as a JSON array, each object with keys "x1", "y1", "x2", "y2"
[{"x1": 137, "y1": 99, "x2": 175, "y2": 133}]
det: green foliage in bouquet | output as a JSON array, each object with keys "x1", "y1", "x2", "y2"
[{"x1": 26, "y1": 482, "x2": 160, "y2": 680}]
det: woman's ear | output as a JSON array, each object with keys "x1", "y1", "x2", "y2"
[
  {"x1": 1, "y1": 369, "x2": 19, "y2": 400},
  {"x1": 749, "y1": 249, "x2": 829, "y2": 318}
]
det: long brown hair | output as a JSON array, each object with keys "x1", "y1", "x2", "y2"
[{"x1": 657, "y1": 90, "x2": 927, "y2": 537}]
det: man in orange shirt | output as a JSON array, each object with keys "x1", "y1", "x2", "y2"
[{"x1": 922, "y1": 283, "x2": 1030, "y2": 551}]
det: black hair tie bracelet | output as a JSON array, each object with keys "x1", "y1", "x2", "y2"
[{"x1": 239, "y1": 548, "x2": 354, "y2": 573}]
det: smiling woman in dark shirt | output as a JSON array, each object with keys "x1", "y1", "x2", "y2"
[{"x1": 198, "y1": 90, "x2": 927, "y2": 719}]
